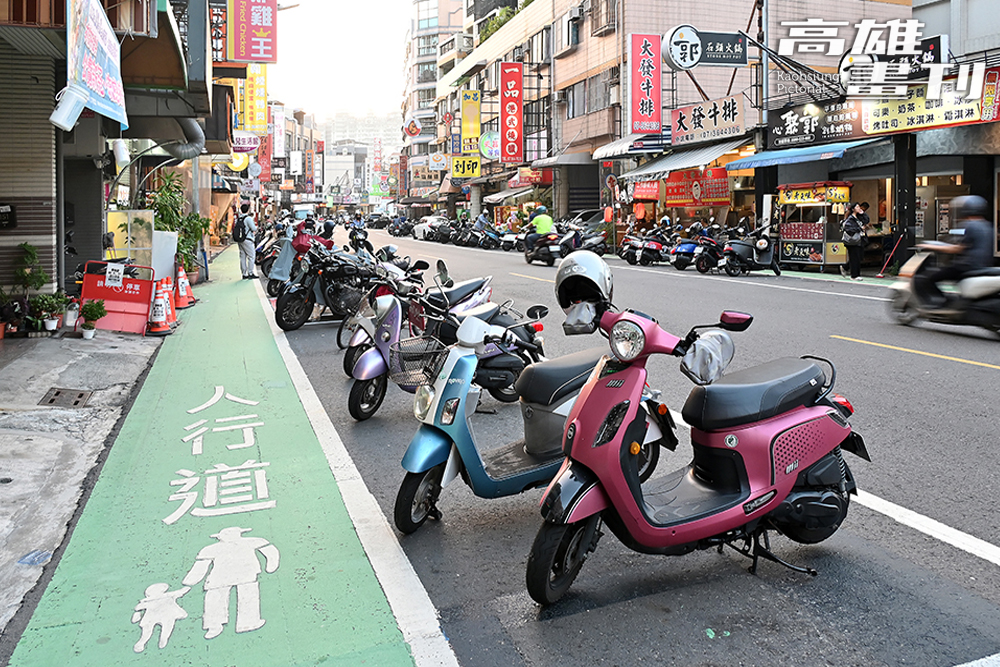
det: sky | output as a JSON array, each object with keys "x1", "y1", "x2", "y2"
[{"x1": 267, "y1": 0, "x2": 412, "y2": 120}]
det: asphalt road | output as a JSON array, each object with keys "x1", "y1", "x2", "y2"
[{"x1": 285, "y1": 229, "x2": 1000, "y2": 667}]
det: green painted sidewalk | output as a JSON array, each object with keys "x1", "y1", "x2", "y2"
[{"x1": 10, "y1": 249, "x2": 415, "y2": 666}]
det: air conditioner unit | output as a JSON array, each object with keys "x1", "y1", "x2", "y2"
[
  {"x1": 554, "y1": 89, "x2": 567, "y2": 103},
  {"x1": 568, "y1": 5, "x2": 583, "y2": 20},
  {"x1": 582, "y1": 0, "x2": 593, "y2": 13},
  {"x1": 460, "y1": 34, "x2": 474, "y2": 51},
  {"x1": 609, "y1": 84, "x2": 620, "y2": 106}
]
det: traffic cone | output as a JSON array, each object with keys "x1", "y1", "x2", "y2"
[
  {"x1": 162, "y1": 278, "x2": 178, "y2": 328},
  {"x1": 175, "y1": 267, "x2": 195, "y2": 309},
  {"x1": 146, "y1": 289, "x2": 173, "y2": 336}
]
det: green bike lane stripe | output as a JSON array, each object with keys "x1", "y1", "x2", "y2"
[{"x1": 10, "y1": 248, "x2": 456, "y2": 666}]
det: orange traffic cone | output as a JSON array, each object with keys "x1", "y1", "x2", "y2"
[
  {"x1": 175, "y1": 267, "x2": 195, "y2": 309},
  {"x1": 146, "y1": 288, "x2": 173, "y2": 336},
  {"x1": 162, "y1": 278, "x2": 178, "y2": 328}
]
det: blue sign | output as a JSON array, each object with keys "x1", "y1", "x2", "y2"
[
  {"x1": 450, "y1": 134, "x2": 461, "y2": 155},
  {"x1": 67, "y1": 0, "x2": 129, "y2": 128}
]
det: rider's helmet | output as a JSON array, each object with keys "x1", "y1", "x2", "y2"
[
  {"x1": 952, "y1": 194, "x2": 989, "y2": 220},
  {"x1": 275, "y1": 221, "x2": 286, "y2": 234},
  {"x1": 660, "y1": 216, "x2": 670, "y2": 226},
  {"x1": 536, "y1": 205, "x2": 548, "y2": 214},
  {"x1": 322, "y1": 220, "x2": 336, "y2": 238},
  {"x1": 555, "y1": 251, "x2": 613, "y2": 335},
  {"x1": 688, "y1": 221, "x2": 704, "y2": 235}
]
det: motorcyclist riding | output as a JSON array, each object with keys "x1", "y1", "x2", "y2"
[
  {"x1": 915, "y1": 194, "x2": 995, "y2": 311},
  {"x1": 525, "y1": 205, "x2": 553, "y2": 251}
]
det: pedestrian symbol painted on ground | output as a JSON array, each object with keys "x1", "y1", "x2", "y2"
[
  {"x1": 181, "y1": 526, "x2": 280, "y2": 639},
  {"x1": 131, "y1": 584, "x2": 190, "y2": 652}
]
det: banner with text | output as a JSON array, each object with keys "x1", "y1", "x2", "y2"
[
  {"x1": 67, "y1": 0, "x2": 128, "y2": 128},
  {"x1": 227, "y1": 0, "x2": 278, "y2": 63},
  {"x1": 461, "y1": 90, "x2": 481, "y2": 154},
  {"x1": 500, "y1": 63, "x2": 524, "y2": 163},
  {"x1": 671, "y1": 95, "x2": 745, "y2": 146},
  {"x1": 662, "y1": 168, "x2": 732, "y2": 206},
  {"x1": 629, "y1": 34, "x2": 661, "y2": 134}
]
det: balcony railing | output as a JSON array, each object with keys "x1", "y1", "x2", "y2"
[{"x1": 1, "y1": 0, "x2": 154, "y2": 34}]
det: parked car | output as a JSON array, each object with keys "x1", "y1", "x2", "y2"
[
  {"x1": 366, "y1": 214, "x2": 390, "y2": 229},
  {"x1": 412, "y1": 215, "x2": 449, "y2": 240}
]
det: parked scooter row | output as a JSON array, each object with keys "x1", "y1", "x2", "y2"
[{"x1": 379, "y1": 250, "x2": 869, "y2": 608}]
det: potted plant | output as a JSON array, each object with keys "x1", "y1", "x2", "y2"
[
  {"x1": 80, "y1": 299, "x2": 107, "y2": 340},
  {"x1": 29, "y1": 294, "x2": 64, "y2": 331},
  {"x1": 147, "y1": 172, "x2": 209, "y2": 280}
]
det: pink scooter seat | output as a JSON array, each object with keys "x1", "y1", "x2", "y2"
[{"x1": 681, "y1": 357, "x2": 825, "y2": 431}]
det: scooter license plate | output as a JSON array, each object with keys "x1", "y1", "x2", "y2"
[
  {"x1": 694, "y1": 246, "x2": 704, "y2": 254},
  {"x1": 548, "y1": 245, "x2": 562, "y2": 253},
  {"x1": 668, "y1": 255, "x2": 676, "y2": 263},
  {"x1": 717, "y1": 258, "x2": 727, "y2": 267}
]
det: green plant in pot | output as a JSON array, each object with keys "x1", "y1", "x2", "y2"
[
  {"x1": 29, "y1": 293, "x2": 67, "y2": 331},
  {"x1": 147, "y1": 172, "x2": 210, "y2": 275},
  {"x1": 80, "y1": 299, "x2": 107, "y2": 339}
]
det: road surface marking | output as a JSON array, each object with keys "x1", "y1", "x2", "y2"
[
  {"x1": 614, "y1": 264, "x2": 891, "y2": 301},
  {"x1": 831, "y1": 335, "x2": 1000, "y2": 371},
  {"x1": 510, "y1": 272, "x2": 555, "y2": 283},
  {"x1": 254, "y1": 280, "x2": 459, "y2": 667}
]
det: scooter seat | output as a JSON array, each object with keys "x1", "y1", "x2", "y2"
[
  {"x1": 515, "y1": 347, "x2": 606, "y2": 406},
  {"x1": 681, "y1": 357, "x2": 825, "y2": 432},
  {"x1": 425, "y1": 278, "x2": 488, "y2": 310}
]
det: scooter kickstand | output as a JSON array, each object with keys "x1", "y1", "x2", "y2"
[
  {"x1": 749, "y1": 530, "x2": 818, "y2": 577},
  {"x1": 473, "y1": 396, "x2": 497, "y2": 415}
]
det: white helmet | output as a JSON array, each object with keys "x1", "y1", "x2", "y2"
[{"x1": 555, "y1": 251, "x2": 613, "y2": 335}]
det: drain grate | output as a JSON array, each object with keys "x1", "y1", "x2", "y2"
[{"x1": 39, "y1": 387, "x2": 92, "y2": 408}]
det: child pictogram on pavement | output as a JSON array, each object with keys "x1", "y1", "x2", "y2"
[
  {"x1": 131, "y1": 583, "x2": 190, "y2": 652},
  {"x1": 181, "y1": 526, "x2": 280, "y2": 639}
]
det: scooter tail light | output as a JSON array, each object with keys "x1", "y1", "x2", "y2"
[
  {"x1": 831, "y1": 394, "x2": 855, "y2": 416},
  {"x1": 724, "y1": 245, "x2": 733, "y2": 252},
  {"x1": 531, "y1": 322, "x2": 544, "y2": 332}
]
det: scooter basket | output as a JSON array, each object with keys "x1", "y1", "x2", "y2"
[{"x1": 388, "y1": 336, "x2": 449, "y2": 392}]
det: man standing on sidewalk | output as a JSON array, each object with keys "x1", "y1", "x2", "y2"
[{"x1": 234, "y1": 203, "x2": 257, "y2": 279}]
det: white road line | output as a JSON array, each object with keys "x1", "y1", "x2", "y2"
[
  {"x1": 616, "y1": 264, "x2": 892, "y2": 302},
  {"x1": 667, "y1": 408, "x2": 1000, "y2": 568},
  {"x1": 955, "y1": 654, "x2": 1000, "y2": 666},
  {"x1": 254, "y1": 279, "x2": 459, "y2": 667}
]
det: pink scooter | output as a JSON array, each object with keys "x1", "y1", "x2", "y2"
[{"x1": 526, "y1": 308, "x2": 871, "y2": 604}]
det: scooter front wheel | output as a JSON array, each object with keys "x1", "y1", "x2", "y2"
[
  {"x1": 343, "y1": 343, "x2": 370, "y2": 378},
  {"x1": 348, "y1": 374, "x2": 387, "y2": 421},
  {"x1": 394, "y1": 463, "x2": 445, "y2": 534},
  {"x1": 266, "y1": 278, "x2": 283, "y2": 298},
  {"x1": 526, "y1": 515, "x2": 601, "y2": 605},
  {"x1": 337, "y1": 314, "x2": 358, "y2": 350},
  {"x1": 888, "y1": 293, "x2": 919, "y2": 325}
]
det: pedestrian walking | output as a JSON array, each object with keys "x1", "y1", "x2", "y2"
[{"x1": 234, "y1": 203, "x2": 258, "y2": 280}]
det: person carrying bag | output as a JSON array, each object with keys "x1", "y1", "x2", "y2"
[{"x1": 840, "y1": 203, "x2": 867, "y2": 281}]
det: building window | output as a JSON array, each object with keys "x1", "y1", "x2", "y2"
[
  {"x1": 417, "y1": 62, "x2": 437, "y2": 83},
  {"x1": 417, "y1": 89, "x2": 435, "y2": 110},
  {"x1": 417, "y1": 35, "x2": 438, "y2": 57},
  {"x1": 566, "y1": 80, "x2": 586, "y2": 119},
  {"x1": 527, "y1": 28, "x2": 550, "y2": 64},
  {"x1": 559, "y1": 12, "x2": 580, "y2": 52},
  {"x1": 416, "y1": 0, "x2": 438, "y2": 29},
  {"x1": 591, "y1": 0, "x2": 617, "y2": 36}
]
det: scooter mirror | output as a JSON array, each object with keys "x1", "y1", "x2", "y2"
[
  {"x1": 718, "y1": 311, "x2": 753, "y2": 332},
  {"x1": 412, "y1": 260, "x2": 430, "y2": 271},
  {"x1": 526, "y1": 304, "x2": 549, "y2": 320}
]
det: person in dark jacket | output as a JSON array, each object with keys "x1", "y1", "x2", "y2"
[
  {"x1": 915, "y1": 194, "x2": 995, "y2": 309},
  {"x1": 839, "y1": 202, "x2": 868, "y2": 281}
]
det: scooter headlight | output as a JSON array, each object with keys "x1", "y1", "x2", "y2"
[
  {"x1": 414, "y1": 384, "x2": 435, "y2": 421},
  {"x1": 609, "y1": 321, "x2": 645, "y2": 361}
]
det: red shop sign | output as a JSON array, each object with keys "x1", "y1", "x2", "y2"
[
  {"x1": 629, "y1": 34, "x2": 661, "y2": 135},
  {"x1": 632, "y1": 180, "x2": 661, "y2": 200},
  {"x1": 500, "y1": 62, "x2": 524, "y2": 164},
  {"x1": 662, "y1": 168, "x2": 732, "y2": 206},
  {"x1": 80, "y1": 261, "x2": 156, "y2": 335}
]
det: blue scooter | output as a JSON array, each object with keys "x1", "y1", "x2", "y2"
[{"x1": 392, "y1": 310, "x2": 663, "y2": 534}]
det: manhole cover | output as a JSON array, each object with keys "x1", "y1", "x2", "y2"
[{"x1": 39, "y1": 388, "x2": 92, "y2": 408}]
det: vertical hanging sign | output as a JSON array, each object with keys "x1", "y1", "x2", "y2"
[
  {"x1": 500, "y1": 63, "x2": 523, "y2": 164},
  {"x1": 244, "y1": 64, "x2": 268, "y2": 135},
  {"x1": 461, "y1": 90, "x2": 481, "y2": 155},
  {"x1": 629, "y1": 34, "x2": 661, "y2": 134},
  {"x1": 271, "y1": 106, "x2": 285, "y2": 158},
  {"x1": 227, "y1": 0, "x2": 278, "y2": 63},
  {"x1": 258, "y1": 132, "x2": 272, "y2": 183},
  {"x1": 305, "y1": 150, "x2": 315, "y2": 194}
]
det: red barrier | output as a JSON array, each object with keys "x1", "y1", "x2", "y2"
[{"x1": 80, "y1": 261, "x2": 156, "y2": 335}]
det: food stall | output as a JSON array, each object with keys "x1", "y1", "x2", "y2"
[{"x1": 776, "y1": 181, "x2": 852, "y2": 267}]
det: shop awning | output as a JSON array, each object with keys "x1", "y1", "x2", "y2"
[
  {"x1": 483, "y1": 186, "x2": 533, "y2": 204},
  {"x1": 724, "y1": 138, "x2": 882, "y2": 170},
  {"x1": 530, "y1": 152, "x2": 593, "y2": 169},
  {"x1": 619, "y1": 138, "x2": 746, "y2": 182},
  {"x1": 592, "y1": 132, "x2": 672, "y2": 160}
]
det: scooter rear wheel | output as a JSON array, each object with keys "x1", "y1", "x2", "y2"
[
  {"x1": 545, "y1": 256, "x2": 556, "y2": 267},
  {"x1": 259, "y1": 256, "x2": 274, "y2": 278},
  {"x1": 275, "y1": 291, "x2": 312, "y2": 331},
  {"x1": 626, "y1": 253, "x2": 638, "y2": 265},
  {"x1": 724, "y1": 260, "x2": 741, "y2": 277},
  {"x1": 394, "y1": 463, "x2": 445, "y2": 534},
  {"x1": 526, "y1": 515, "x2": 601, "y2": 605},
  {"x1": 348, "y1": 374, "x2": 387, "y2": 421},
  {"x1": 888, "y1": 293, "x2": 919, "y2": 325}
]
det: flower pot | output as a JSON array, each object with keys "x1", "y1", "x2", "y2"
[
  {"x1": 44, "y1": 318, "x2": 59, "y2": 331},
  {"x1": 82, "y1": 328, "x2": 96, "y2": 340}
]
